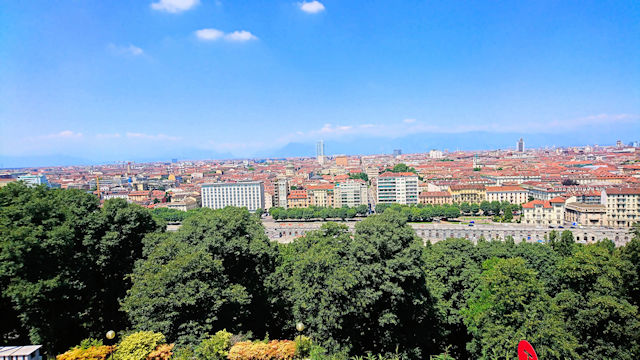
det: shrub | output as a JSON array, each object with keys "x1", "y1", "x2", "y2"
[
  {"x1": 195, "y1": 330, "x2": 233, "y2": 360},
  {"x1": 56, "y1": 346, "x2": 115, "y2": 360},
  {"x1": 228, "y1": 340, "x2": 296, "y2": 360},
  {"x1": 114, "y1": 331, "x2": 166, "y2": 360},
  {"x1": 294, "y1": 336, "x2": 312, "y2": 358},
  {"x1": 146, "y1": 344, "x2": 174, "y2": 360}
]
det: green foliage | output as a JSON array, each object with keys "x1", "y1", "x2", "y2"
[
  {"x1": 195, "y1": 330, "x2": 233, "y2": 360},
  {"x1": 554, "y1": 245, "x2": 640, "y2": 359},
  {"x1": 349, "y1": 172, "x2": 369, "y2": 182},
  {"x1": 78, "y1": 338, "x2": 104, "y2": 350},
  {"x1": 463, "y1": 258, "x2": 578, "y2": 359},
  {"x1": 123, "y1": 207, "x2": 278, "y2": 345},
  {"x1": 113, "y1": 331, "x2": 166, "y2": 360},
  {"x1": 375, "y1": 203, "x2": 460, "y2": 221},
  {"x1": 271, "y1": 212, "x2": 440, "y2": 357},
  {"x1": 550, "y1": 230, "x2": 576, "y2": 256},
  {"x1": 295, "y1": 336, "x2": 313, "y2": 358},
  {"x1": 270, "y1": 205, "x2": 367, "y2": 221},
  {"x1": 0, "y1": 183, "x2": 160, "y2": 353}
]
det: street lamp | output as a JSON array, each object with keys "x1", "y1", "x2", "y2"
[
  {"x1": 296, "y1": 322, "x2": 305, "y2": 333},
  {"x1": 106, "y1": 330, "x2": 116, "y2": 340}
]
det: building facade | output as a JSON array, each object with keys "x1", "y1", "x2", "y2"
[
  {"x1": 449, "y1": 184, "x2": 486, "y2": 203},
  {"x1": 334, "y1": 180, "x2": 368, "y2": 208},
  {"x1": 377, "y1": 172, "x2": 419, "y2": 205},
  {"x1": 419, "y1": 191, "x2": 453, "y2": 205},
  {"x1": 602, "y1": 188, "x2": 640, "y2": 228},
  {"x1": 201, "y1": 181, "x2": 264, "y2": 212},
  {"x1": 564, "y1": 202, "x2": 606, "y2": 227},
  {"x1": 485, "y1": 186, "x2": 529, "y2": 204},
  {"x1": 522, "y1": 198, "x2": 566, "y2": 226}
]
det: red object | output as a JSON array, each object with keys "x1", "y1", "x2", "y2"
[{"x1": 518, "y1": 340, "x2": 537, "y2": 360}]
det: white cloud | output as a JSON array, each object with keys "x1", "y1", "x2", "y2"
[
  {"x1": 195, "y1": 28, "x2": 225, "y2": 41},
  {"x1": 403, "y1": 118, "x2": 416, "y2": 124},
  {"x1": 43, "y1": 130, "x2": 83, "y2": 139},
  {"x1": 225, "y1": 30, "x2": 258, "y2": 42},
  {"x1": 195, "y1": 28, "x2": 258, "y2": 42},
  {"x1": 126, "y1": 132, "x2": 181, "y2": 141},
  {"x1": 108, "y1": 44, "x2": 144, "y2": 56},
  {"x1": 96, "y1": 133, "x2": 121, "y2": 139},
  {"x1": 151, "y1": 0, "x2": 199, "y2": 13},
  {"x1": 299, "y1": 1, "x2": 325, "y2": 13}
]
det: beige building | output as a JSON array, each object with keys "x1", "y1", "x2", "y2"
[
  {"x1": 419, "y1": 191, "x2": 453, "y2": 205},
  {"x1": 166, "y1": 197, "x2": 198, "y2": 212},
  {"x1": 564, "y1": 202, "x2": 606, "y2": 227},
  {"x1": 449, "y1": 184, "x2": 486, "y2": 204},
  {"x1": 602, "y1": 188, "x2": 640, "y2": 228},
  {"x1": 287, "y1": 190, "x2": 310, "y2": 208},
  {"x1": 485, "y1": 185, "x2": 529, "y2": 204},
  {"x1": 522, "y1": 198, "x2": 566, "y2": 226},
  {"x1": 334, "y1": 180, "x2": 368, "y2": 207},
  {"x1": 307, "y1": 184, "x2": 335, "y2": 207}
]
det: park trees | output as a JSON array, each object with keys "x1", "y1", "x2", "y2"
[
  {"x1": 554, "y1": 245, "x2": 640, "y2": 359},
  {"x1": 463, "y1": 258, "x2": 577, "y2": 359},
  {"x1": 122, "y1": 207, "x2": 278, "y2": 345},
  {"x1": 0, "y1": 183, "x2": 159, "y2": 354}
]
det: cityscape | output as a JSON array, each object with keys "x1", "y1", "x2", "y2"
[{"x1": 1, "y1": 1, "x2": 640, "y2": 360}]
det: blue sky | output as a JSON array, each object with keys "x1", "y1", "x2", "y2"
[{"x1": 1, "y1": 0, "x2": 639, "y2": 165}]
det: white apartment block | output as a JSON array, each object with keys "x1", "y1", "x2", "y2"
[
  {"x1": 334, "y1": 180, "x2": 368, "y2": 208},
  {"x1": 201, "y1": 181, "x2": 264, "y2": 212},
  {"x1": 602, "y1": 188, "x2": 640, "y2": 228},
  {"x1": 377, "y1": 172, "x2": 419, "y2": 205}
]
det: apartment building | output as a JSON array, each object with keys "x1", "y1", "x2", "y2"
[
  {"x1": 307, "y1": 184, "x2": 334, "y2": 207},
  {"x1": 449, "y1": 184, "x2": 486, "y2": 203},
  {"x1": 419, "y1": 191, "x2": 453, "y2": 205},
  {"x1": 334, "y1": 180, "x2": 368, "y2": 208},
  {"x1": 522, "y1": 198, "x2": 566, "y2": 226},
  {"x1": 273, "y1": 176, "x2": 289, "y2": 209},
  {"x1": 602, "y1": 188, "x2": 640, "y2": 228},
  {"x1": 201, "y1": 181, "x2": 264, "y2": 212},
  {"x1": 377, "y1": 172, "x2": 419, "y2": 204},
  {"x1": 564, "y1": 202, "x2": 606, "y2": 226},
  {"x1": 17, "y1": 174, "x2": 49, "y2": 187},
  {"x1": 287, "y1": 190, "x2": 309, "y2": 208},
  {"x1": 485, "y1": 186, "x2": 528, "y2": 204}
]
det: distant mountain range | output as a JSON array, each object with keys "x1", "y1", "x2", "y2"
[{"x1": 1, "y1": 128, "x2": 634, "y2": 169}]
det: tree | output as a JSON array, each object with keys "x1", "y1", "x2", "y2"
[
  {"x1": 551, "y1": 230, "x2": 575, "y2": 257},
  {"x1": 479, "y1": 201, "x2": 491, "y2": 215},
  {"x1": 423, "y1": 239, "x2": 481, "y2": 359},
  {"x1": 349, "y1": 172, "x2": 369, "y2": 182},
  {"x1": 463, "y1": 258, "x2": 577, "y2": 359},
  {"x1": 122, "y1": 207, "x2": 278, "y2": 345},
  {"x1": 554, "y1": 245, "x2": 640, "y2": 359},
  {"x1": 0, "y1": 183, "x2": 159, "y2": 354}
]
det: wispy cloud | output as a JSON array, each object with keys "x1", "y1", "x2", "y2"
[
  {"x1": 96, "y1": 133, "x2": 121, "y2": 139},
  {"x1": 151, "y1": 0, "x2": 199, "y2": 13},
  {"x1": 108, "y1": 44, "x2": 144, "y2": 56},
  {"x1": 126, "y1": 132, "x2": 182, "y2": 141},
  {"x1": 299, "y1": 1, "x2": 325, "y2": 13},
  {"x1": 41, "y1": 130, "x2": 84, "y2": 139},
  {"x1": 403, "y1": 118, "x2": 416, "y2": 124},
  {"x1": 195, "y1": 28, "x2": 258, "y2": 42}
]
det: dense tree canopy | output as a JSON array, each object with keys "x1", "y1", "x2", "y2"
[
  {"x1": 123, "y1": 207, "x2": 278, "y2": 345},
  {"x1": 0, "y1": 183, "x2": 160, "y2": 353}
]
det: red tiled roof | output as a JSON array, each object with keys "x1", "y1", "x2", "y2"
[{"x1": 419, "y1": 191, "x2": 451, "y2": 198}]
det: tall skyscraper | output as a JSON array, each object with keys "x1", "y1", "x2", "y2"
[
  {"x1": 316, "y1": 140, "x2": 325, "y2": 164},
  {"x1": 517, "y1": 138, "x2": 525, "y2": 152}
]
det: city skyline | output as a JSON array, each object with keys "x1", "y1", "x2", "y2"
[{"x1": 1, "y1": 1, "x2": 639, "y2": 167}]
